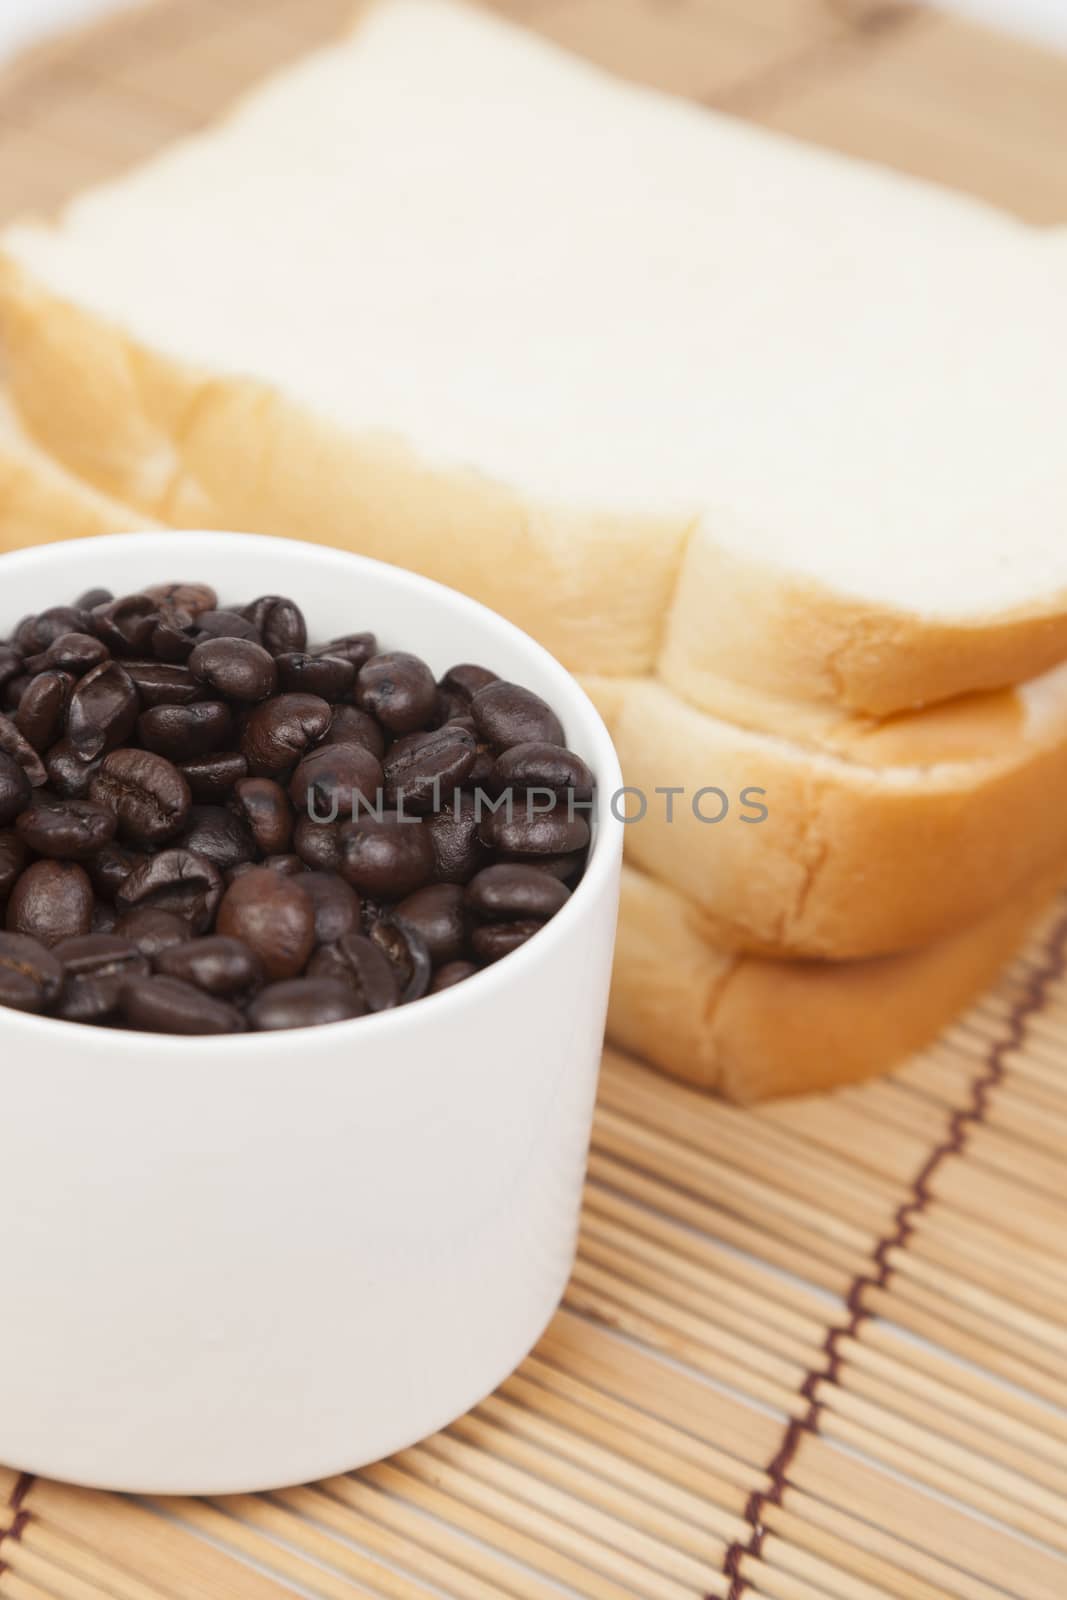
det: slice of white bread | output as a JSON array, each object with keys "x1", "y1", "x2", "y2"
[
  {"x1": 611, "y1": 864, "x2": 1060, "y2": 1101},
  {"x1": 2, "y1": 0, "x2": 1067, "y2": 717}
]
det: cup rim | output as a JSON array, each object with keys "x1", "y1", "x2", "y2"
[{"x1": 0, "y1": 530, "x2": 624, "y2": 1055}]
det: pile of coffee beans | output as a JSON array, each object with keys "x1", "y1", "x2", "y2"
[{"x1": 0, "y1": 582, "x2": 593, "y2": 1033}]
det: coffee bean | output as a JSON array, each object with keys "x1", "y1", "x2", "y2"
[
  {"x1": 394, "y1": 883, "x2": 466, "y2": 964},
  {"x1": 275, "y1": 652, "x2": 355, "y2": 700},
  {"x1": 318, "y1": 632, "x2": 376, "y2": 669},
  {"x1": 122, "y1": 659, "x2": 200, "y2": 707},
  {"x1": 0, "y1": 831, "x2": 27, "y2": 901},
  {"x1": 90, "y1": 748, "x2": 191, "y2": 844},
  {"x1": 299, "y1": 872, "x2": 362, "y2": 945},
  {"x1": 293, "y1": 813, "x2": 344, "y2": 871},
  {"x1": 186, "y1": 609, "x2": 259, "y2": 644},
  {"x1": 45, "y1": 739, "x2": 104, "y2": 799},
  {"x1": 18, "y1": 607, "x2": 87, "y2": 653},
  {"x1": 155, "y1": 935, "x2": 265, "y2": 1000},
  {"x1": 523, "y1": 851, "x2": 588, "y2": 883},
  {"x1": 478, "y1": 803, "x2": 589, "y2": 858},
  {"x1": 262, "y1": 853, "x2": 305, "y2": 876},
  {"x1": 54, "y1": 933, "x2": 149, "y2": 1023},
  {"x1": 0, "y1": 931, "x2": 63, "y2": 1012},
  {"x1": 465, "y1": 863, "x2": 571, "y2": 923},
  {"x1": 179, "y1": 750, "x2": 247, "y2": 802},
  {"x1": 16, "y1": 668, "x2": 72, "y2": 751},
  {"x1": 383, "y1": 725, "x2": 476, "y2": 812},
  {"x1": 74, "y1": 588, "x2": 113, "y2": 613},
  {"x1": 91, "y1": 900, "x2": 117, "y2": 935},
  {"x1": 7, "y1": 860, "x2": 94, "y2": 946},
  {"x1": 430, "y1": 959, "x2": 478, "y2": 993},
  {"x1": 85, "y1": 842, "x2": 146, "y2": 901},
  {"x1": 216, "y1": 868, "x2": 315, "y2": 980},
  {"x1": 289, "y1": 743, "x2": 383, "y2": 818},
  {"x1": 243, "y1": 596, "x2": 307, "y2": 655},
  {"x1": 116, "y1": 849, "x2": 224, "y2": 934},
  {"x1": 150, "y1": 613, "x2": 196, "y2": 663},
  {"x1": 240, "y1": 694, "x2": 332, "y2": 777},
  {"x1": 355, "y1": 651, "x2": 437, "y2": 734},
  {"x1": 178, "y1": 805, "x2": 256, "y2": 871},
  {"x1": 120, "y1": 974, "x2": 246, "y2": 1035},
  {"x1": 440, "y1": 663, "x2": 498, "y2": 700},
  {"x1": 2, "y1": 676, "x2": 29, "y2": 712},
  {"x1": 91, "y1": 594, "x2": 159, "y2": 656},
  {"x1": 138, "y1": 701, "x2": 234, "y2": 761},
  {"x1": 426, "y1": 791, "x2": 491, "y2": 884},
  {"x1": 188, "y1": 638, "x2": 278, "y2": 702},
  {"x1": 471, "y1": 920, "x2": 543, "y2": 962},
  {"x1": 319, "y1": 703, "x2": 385, "y2": 759},
  {"x1": 33, "y1": 632, "x2": 109, "y2": 677},
  {"x1": 16, "y1": 798, "x2": 117, "y2": 860},
  {"x1": 339, "y1": 811, "x2": 434, "y2": 898},
  {"x1": 230, "y1": 776, "x2": 293, "y2": 855},
  {"x1": 142, "y1": 582, "x2": 217, "y2": 619},
  {"x1": 369, "y1": 917, "x2": 432, "y2": 1001},
  {"x1": 248, "y1": 977, "x2": 363, "y2": 1031},
  {"x1": 0, "y1": 647, "x2": 22, "y2": 696},
  {"x1": 491, "y1": 742, "x2": 594, "y2": 803},
  {"x1": 0, "y1": 751, "x2": 32, "y2": 826},
  {"x1": 471, "y1": 681, "x2": 565, "y2": 751},
  {"x1": 307, "y1": 933, "x2": 397, "y2": 1011},
  {"x1": 112, "y1": 907, "x2": 190, "y2": 961}
]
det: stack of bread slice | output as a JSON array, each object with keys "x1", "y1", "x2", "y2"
[{"x1": 1, "y1": 0, "x2": 1065, "y2": 1098}]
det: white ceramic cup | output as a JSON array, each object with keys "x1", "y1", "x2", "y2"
[{"x1": 0, "y1": 531, "x2": 623, "y2": 1493}]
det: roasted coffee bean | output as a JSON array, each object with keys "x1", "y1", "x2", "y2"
[
  {"x1": 54, "y1": 933, "x2": 149, "y2": 1023},
  {"x1": 33, "y1": 632, "x2": 109, "y2": 677},
  {"x1": 289, "y1": 743, "x2": 383, "y2": 818},
  {"x1": 293, "y1": 813, "x2": 344, "y2": 871},
  {"x1": 426, "y1": 791, "x2": 491, "y2": 884},
  {"x1": 0, "y1": 931, "x2": 63, "y2": 1012},
  {"x1": 319, "y1": 703, "x2": 385, "y2": 759},
  {"x1": 17, "y1": 607, "x2": 87, "y2": 653},
  {"x1": 478, "y1": 803, "x2": 589, "y2": 858},
  {"x1": 120, "y1": 974, "x2": 245, "y2": 1034},
  {"x1": 524, "y1": 851, "x2": 587, "y2": 882},
  {"x1": 383, "y1": 725, "x2": 476, "y2": 812},
  {"x1": 186, "y1": 609, "x2": 259, "y2": 644},
  {"x1": 394, "y1": 883, "x2": 466, "y2": 964},
  {"x1": 178, "y1": 805, "x2": 256, "y2": 871},
  {"x1": 240, "y1": 693, "x2": 332, "y2": 777},
  {"x1": 122, "y1": 659, "x2": 200, "y2": 707},
  {"x1": 0, "y1": 831, "x2": 27, "y2": 901},
  {"x1": 91, "y1": 900, "x2": 117, "y2": 934},
  {"x1": 355, "y1": 651, "x2": 437, "y2": 734},
  {"x1": 307, "y1": 933, "x2": 397, "y2": 1011},
  {"x1": 243, "y1": 595, "x2": 308, "y2": 655},
  {"x1": 299, "y1": 872, "x2": 362, "y2": 945},
  {"x1": 112, "y1": 907, "x2": 190, "y2": 961},
  {"x1": 86, "y1": 842, "x2": 145, "y2": 901},
  {"x1": 0, "y1": 751, "x2": 32, "y2": 827},
  {"x1": 7, "y1": 860, "x2": 94, "y2": 946},
  {"x1": 491, "y1": 742, "x2": 594, "y2": 802},
  {"x1": 150, "y1": 613, "x2": 196, "y2": 663},
  {"x1": 90, "y1": 748, "x2": 191, "y2": 844},
  {"x1": 188, "y1": 637, "x2": 278, "y2": 702},
  {"x1": 66, "y1": 660, "x2": 139, "y2": 759},
  {"x1": 470, "y1": 681, "x2": 565, "y2": 751},
  {"x1": 16, "y1": 798, "x2": 116, "y2": 860},
  {"x1": 440, "y1": 663, "x2": 498, "y2": 701},
  {"x1": 369, "y1": 917, "x2": 432, "y2": 1002},
  {"x1": 16, "y1": 668, "x2": 72, "y2": 751},
  {"x1": 116, "y1": 849, "x2": 224, "y2": 935},
  {"x1": 91, "y1": 594, "x2": 159, "y2": 656},
  {"x1": 471, "y1": 920, "x2": 543, "y2": 963},
  {"x1": 155, "y1": 935, "x2": 265, "y2": 1000},
  {"x1": 264, "y1": 853, "x2": 304, "y2": 876},
  {"x1": 430, "y1": 959, "x2": 478, "y2": 993},
  {"x1": 0, "y1": 712, "x2": 63, "y2": 786},
  {"x1": 465, "y1": 863, "x2": 571, "y2": 923},
  {"x1": 179, "y1": 750, "x2": 247, "y2": 802},
  {"x1": 216, "y1": 868, "x2": 315, "y2": 980},
  {"x1": 74, "y1": 587, "x2": 113, "y2": 612},
  {"x1": 45, "y1": 740, "x2": 103, "y2": 800},
  {"x1": 142, "y1": 582, "x2": 217, "y2": 619},
  {"x1": 138, "y1": 701, "x2": 234, "y2": 761},
  {"x1": 275, "y1": 651, "x2": 355, "y2": 699},
  {"x1": 248, "y1": 977, "x2": 363, "y2": 1031},
  {"x1": 339, "y1": 811, "x2": 434, "y2": 898},
  {"x1": 0, "y1": 647, "x2": 22, "y2": 696},
  {"x1": 2, "y1": 675, "x2": 29, "y2": 712},
  {"x1": 317, "y1": 632, "x2": 376, "y2": 669},
  {"x1": 230, "y1": 776, "x2": 292, "y2": 855}
]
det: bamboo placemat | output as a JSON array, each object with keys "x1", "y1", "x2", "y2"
[{"x1": 1, "y1": 1, "x2": 1067, "y2": 1597}]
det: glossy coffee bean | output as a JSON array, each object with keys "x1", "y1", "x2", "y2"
[
  {"x1": 522, "y1": 850, "x2": 588, "y2": 883},
  {"x1": 44, "y1": 740, "x2": 104, "y2": 800},
  {"x1": 1, "y1": 676, "x2": 29, "y2": 713},
  {"x1": 293, "y1": 813, "x2": 343, "y2": 871},
  {"x1": 369, "y1": 917, "x2": 432, "y2": 1002},
  {"x1": 491, "y1": 742, "x2": 594, "y2": 802},
  {"x1": 188, "y1": 638, "x2": 278, "y2": 702},
  {"x1": 85, "y1": 842, "x2": 146, "y2": 902},
  {"x1": 383, "y1": 725, "x2": 476, "y2": 812},
  {"x1": 17, "y1": 607, "x2": 87, "y2": 652},
  {"x1": 478, "y1": 803, "x2": 589, "y2": 858},
  {"x1": 155, "y1": 935, "x2": 265, "y2": 1000},
  {"x1": 319, "y1": 703, "x2": 385, "y2": 759},
  {"x1": 138, "y1": 701, "x2": 234, "y2": 761},
  {"x1": 179, "y1": 750, "x2": 248, "y2": 802},
  {"x1": 112, "y1": 907, "x2": 190, "y2": 961},
  {"x1": 186, "y1": 609, "x2": 259, "y2": 644},
  {"x1": 0, "y1": 751, "x2": 32, "y2": 827},
  {"x1": 216, "y1": 868, "x2": 315, "y2": 980},
  {"x1": 465, "y1": 863, "x2": 571, "y2": 923},
  {"x1": 2, "y1": 710, "x2": 68, "y2": 785},
  {"x1": 248, "y1": 977, "x2": 363, "y2": 1031},
  {"x1": 15, "y1": 798, "x2": 116, "y2": 860},
  {"x1": 425, "y1": 791, "x2": 491, "y2": 884},
  {"x1": 230, "y1": 776, "x2": 292, "y2": 855},
  {"x1": 7, "y1": 860, "x2": 94, "y2": 946},
  {"x1": 289, "y1": 743, "x2": 383, "y2": 817},
  {"x1": 91, "y1": 900, "x2": 118, "y2": 935},
  {"x1": 317, "y1": 632, "x2": 376, "y2": 669},
  {"x1": 74, "y1": 588, "x2": 113, "y2": 612},
  {"x1": 54, "y1": 933, "x2": 149, "y2": 1023},
  {"x1": 339, "y1": 811, "x2": 434, "y2": 898},
  {"x1": 120, "y1": 974, "x2": 246, "y2": 1035},
  {"x1": 116, "y1": 849, "x2": 224, "y2": 935},
  {"x1": 430, "y1": 959, "x2": 478, "y2": 993},
  {"x1": 91, "y1": 594, "x2": 159, "y2": 656},
  {"x1": 299, "y1": 872, "x2": 362, "y2": 945},
  {"x1": 470, "y1": 681, "x2": 565, "y2": 751},
  {"x1": 16, "y1": 668, "x2": 72, "y2": 751},
  {"x1": 65, "y1": 659, "x2": 139, "y2": 761},
  {"x1": 307, "y1": 933, "x2": 397, "y2": 1011},
  {"x1": 32, "y1": 632, "x2": 109, "y2": 677},
  {"x1": 355, "y1": 651, "x2": 437, "y2": 735},
  {"x1": 90, "y1": 748, "x2": 191, "y2": 844},
  {"x1": 471, "y1": 920, "x2": 543, "y2": 963},
  {"x1": 143, "y1": 582, "x2": 218, "y2": 619},
  {"x1": 122, "y1": 659, "x2": 200, "y2": 707},
  {"x1": 178, "y1": 805, "x2": 256, "y2": 871},
  {"x1": 275, "y1": 652, "x2": 355, "y2": 700},
  {"x1": 440, "y1": 663, "x2": 498, "y2": 701},
  {"x1": 0, "y1": 931, "x2": 64, "y2": 1012},
  {"x1": 0, "y1": 831, "x2": 27, "y2": 901},
  {"x1": 240, "y1": 694, "x2": 332, "y2": 777},
  {"x1": 394, "y1": 883, "x2": 466, "y2": 964},
  {"x1": 243, "y1": 595, "x2": 307, "y2": 655},
  {"x1": 150, "y1": 614, "x2": 196, "y2": 663},
  {"x1": 0, "y1": 647, "x2": 22, "y2": 695}
]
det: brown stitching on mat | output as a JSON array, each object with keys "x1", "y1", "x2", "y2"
[
  {"x1": 0, "y1": 1472, "x2": 35, "y2": 1577},
  {"x1": 717, "y1": 905, "x2": 1067, "y2": 1600}
]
